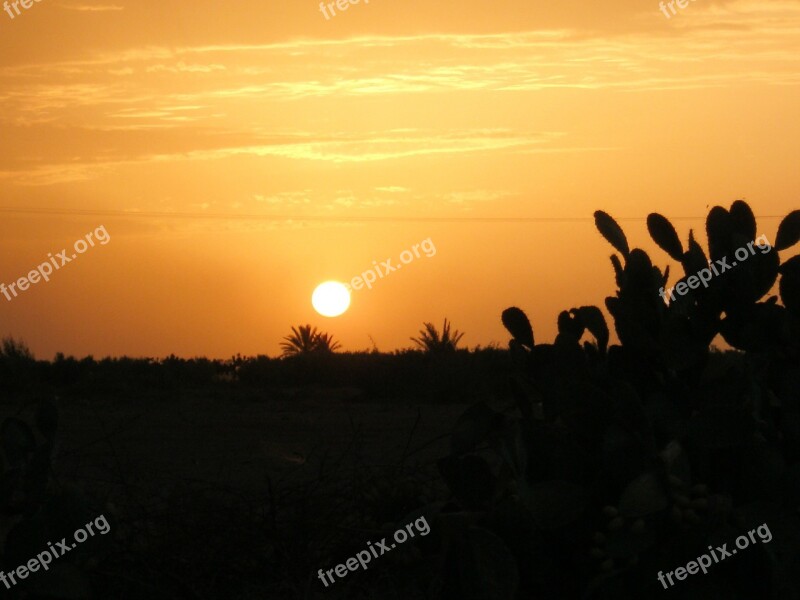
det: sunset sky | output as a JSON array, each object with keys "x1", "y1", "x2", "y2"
[{"x1": 0, "y1": 0, "x2": 798, "y2": 359}]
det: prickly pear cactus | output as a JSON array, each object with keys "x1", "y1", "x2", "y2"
[{"x1": 430, "y1": 202, "x2": 799, "y2": 599}]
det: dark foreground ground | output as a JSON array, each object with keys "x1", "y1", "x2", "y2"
[
  {"x1": 2, "y1": 337, "x2": 800, "y2": 600},
  {"x1": 0, "y1": 386, "x2": 465, "y2": 599},
  {"x1": 4, "y1": 375, "x2": 800, "y2": 600}
]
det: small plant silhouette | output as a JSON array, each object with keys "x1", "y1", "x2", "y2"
[
  {"x1": 0, "y1": 336, "x2": 34, "y2": 361},
  {"x1": 411, "y1": 319, "x2": 464, "y2": 352},
  {"x1": 280, "y1": 324, "x2": 341, "y2": 356}
]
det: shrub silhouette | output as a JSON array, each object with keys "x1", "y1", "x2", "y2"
[
  {"x1": 0, "y1": 336, "x2": 34, "y2": 362},
  {"x1": 0, "y1": 336, "x2": 37, "y2": 391},
  {"x1": 410, "y1": 319, "x2": 464, "y2": 353},
  {"x1": 279, "y1": 324, "x2": 341, "y2": 356}
]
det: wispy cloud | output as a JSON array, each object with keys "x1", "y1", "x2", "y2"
[
  {"x1": 59, "y1": 4, "x2": 123, "y2": 11},
  {"x1": 0, "y1": 128, "x2": 577, "y2": 185}
]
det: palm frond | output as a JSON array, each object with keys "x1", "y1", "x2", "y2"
[
  {"x1": 280, "y1": 325, "x2": 341, "y2": 356},
  {"x1": 411, "y1": 319, "x2": 464, "y2": 353}
]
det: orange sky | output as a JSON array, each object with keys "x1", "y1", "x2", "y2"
[{"x1": 0, "y1": 0, "x2": 798, "y2": 358}]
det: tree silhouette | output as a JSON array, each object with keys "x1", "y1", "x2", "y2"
[
  {"x1": 411, "y1": 319, "x2": 464, "y2": 353},
  {"x1": 280, "y1": 325, "x2": 341, "y2": 356}
]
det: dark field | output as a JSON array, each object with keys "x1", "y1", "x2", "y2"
[{"x1": 0, "y1": 365, "x2": 474, "y2": 599}]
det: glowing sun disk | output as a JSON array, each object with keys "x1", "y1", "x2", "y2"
[{"x1": 312, "y1": 281, "x2": 350, "y2": 317}]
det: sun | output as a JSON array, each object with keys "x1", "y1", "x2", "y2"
[{"x1": 312, "y1": 281, "x2": 351, "y2": 317}]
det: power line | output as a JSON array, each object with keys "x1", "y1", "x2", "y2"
[{"x1": 0, "y1": 207, "x2": 786, "y2": 223}]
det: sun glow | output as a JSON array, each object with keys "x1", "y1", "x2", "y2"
[{"x1": 311, "y1": 281, "x2": 351, "y2": 317}]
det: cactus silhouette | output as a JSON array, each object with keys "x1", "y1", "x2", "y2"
[
  {"x1": 432, "y1": 201, "x2": 800, "y2": 600},
  {"x1": 775, "y1": 210, "x2": 800, "y2": 251},
  {"x1": 501, "y1": 307, "x2": 534, "y2": 350}
]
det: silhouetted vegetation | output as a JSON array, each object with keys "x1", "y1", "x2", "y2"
[
  {"x1": 1, "y1": 201, "x2": 798, "y2": 599},
  {"x1": 280, "y1": 324, "x2": 342, "y2": 356},
  {"x1": 429, "y1": 201, "x2": 800, "y2": 599},
  {"x1": 410, "y1": 319, "x2": 465, "y2": 353}
]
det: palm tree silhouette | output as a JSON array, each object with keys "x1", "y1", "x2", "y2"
[
  {"x1": 411, "y1": 319, "x2": 464, "y2": 353},
  {"x1": 280, "y1": 325, "x2": 341, "y2": 356}
]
